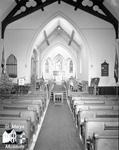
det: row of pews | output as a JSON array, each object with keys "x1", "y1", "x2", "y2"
[
  {"x1": 0, "y1": 90, "x2": 48, "y2": 150},
  {"x1": 68, "y1": 92, "x2": 119, "y2": 150}
]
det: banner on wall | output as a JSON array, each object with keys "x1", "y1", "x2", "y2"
[
  {"x1": 1, "y1": 46, "x2": 5, "y2": 73},
  {"x1": 114, "y1": 46, "x2": 118, "y2": 83}
]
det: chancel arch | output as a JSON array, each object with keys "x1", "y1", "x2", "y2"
[{"x1": 27, "y1": 13, "x2": 90, "y2": 83}]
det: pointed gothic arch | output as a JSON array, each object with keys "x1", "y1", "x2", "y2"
[
  {"x1": 26, "y1": 12, "x2": 90, "y2": 82},
  {"x1": 6, "y1": 54, "x2": 17, "y2": 78},
  {"x1": 69, "y1": 60, "x2": 73, "y2": 73},
  {"x1": 45, "y1": 59, "x2": 49, "y2": 73}
]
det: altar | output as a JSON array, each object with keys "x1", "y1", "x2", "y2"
[{"x1": 53, "y1": 71, "x2": 64, "y2": 82}]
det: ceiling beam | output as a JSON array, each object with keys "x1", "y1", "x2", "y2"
[
  {"x1": 62, "y1": 0, "x2": 118, "y2": 38},
  {"x1": 44, "y1": 30, "x2": 50, "y2": 46},
  {"x1": 35, "y1": 0, "x2": 44, "y2": 11},
  {"x1": 93, "y1": 0, "x2": 118, "y2": 38},
  {"x1": 63, "y1": 0, "x2": 112, "y2": 23},
  {"x1": 74, "y1": 0, "x2": 83, "y2": 11},
  {"x1": 1, "y1": 0, "x2": 118, "y2": 39},
  {"x1": 38, "y1": 25, "x2": 80, "y2": 50},
  {"x1": 1, "y1": 0, "x2": 57, "y2": 39},
  {"x1": 58, "y1": 0, "x2": 61, "y2": 4},
  {"x1": 68, "y1": 30, "x2": 75, "y2": 46}
]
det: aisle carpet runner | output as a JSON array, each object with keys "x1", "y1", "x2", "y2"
[{"x1": 34, "y1": 102, "x2": 83, "y2": 150}]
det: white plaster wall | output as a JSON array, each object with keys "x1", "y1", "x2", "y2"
[
  {"x1": 82, "y1": 29, "x2": 116, "y2": 86},
  {"x1": 0, "y1": 2, "x2": 116, "y2": 85},
  {"x1": 4, "y1": 29, "x2": 36, "y2": 82}
]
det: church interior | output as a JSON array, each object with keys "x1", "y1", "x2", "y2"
[{"x1": 0, "y1": 0, "x2": 119, "y2": 150}]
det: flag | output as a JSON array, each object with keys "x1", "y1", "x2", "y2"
[
  {"x1": 1, "y1": 47, "x2": 5, "y2": 69},
  {"x1": 114, "y1": 49, "x2": 118, "y2": 83}
]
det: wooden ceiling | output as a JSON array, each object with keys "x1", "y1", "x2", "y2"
[{"x1": 1, "y1": 0, "x2": 118, "y2": 39}]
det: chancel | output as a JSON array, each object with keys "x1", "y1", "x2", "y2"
[{"x1": 0, "y1": 0, "x2": 119, "y2": 150}]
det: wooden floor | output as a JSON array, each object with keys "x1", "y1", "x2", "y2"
[{"x1": 34, "y1": 101, "x2": 84, "y2": 150}]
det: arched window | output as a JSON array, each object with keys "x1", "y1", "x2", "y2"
[
  {"x1": 45, "y1": 60, "x2": 49, "y2": 73},
  {"x1": 6, "y1": 54, "x2": 17, "y2": 78},
  {"x1": 69, "y1": 60, "x2": 73, "y2": 73},
  {"x1": 54, "y1": 54, "x2": 63, "y2": 71}
]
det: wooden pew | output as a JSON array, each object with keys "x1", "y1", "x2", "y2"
[
  {"x1": 72, "y1": 95, "x2": 119, "y2": 100},
  {"x1": 73, "y1": 99, "x2": 119, "y2": 105},
  {"x1": 0, "y1": 110, "x2": 38, "y2": 132},
  {"x1": 77, "y1": 109, "x2": 119, "y2": 130},
  {"x1": 13, "y1": 99, "x2": 46, "y2": 114},
  {"x1": 71, "y1": 96, "x2": 119, "y2": 108},
  {"x1": 0, "y1": 104, "x2": 41, "y2": 134},
  {"x1": 73, "y1": 104, "x2": 118, "y2": 122},
  {"x1": 68, "y1": 95, "x2": 119, "y2": 150},
  {"x1": 2, "y1": 98, "x2": 46, "y2": 116},
  {"x1": 3, "y1": 90, "x2": 47, "y2": 101},
  {"x1": 72, "y1": 98, "x2": 119, "y2": 108},
  {"x1": 17, "y1": 95, "x2": 47, "y2": 105},
  {"x1": 74, "y1": 103, "x2": 118, "y2": 116},
  {"x1": 80, "y1": 118, "x2": 119, "y2": 150},
  {"x1": 91, "y1": 134, "x2": 119, "y2": 150},
  {"x1": 75, "y1": 105, "x2": 118, "y2": 120},
  {"x1": 0, "y1": 96, "x2": 48, "y2": 126},
  {"x1": 69, "y1": 96, "x2": 119, "y2": 114},
  {"x1": 16, "y1": 94, "x2": 47, "y2": 105},
  {"x1": 0, "y1": 92, "x2": 48, "y2": 148},
  {"x1": 73, "y1": 101, "x2": 105, "y2": 114},
  {"x1": 12, "y1": 100, "x2": 44, "y2": 117},
  {"x1": 0, "y1": 103, "x2": 41, "y2": 120}
]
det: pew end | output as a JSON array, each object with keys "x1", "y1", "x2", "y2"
[{"x1": 92, "y1": 134, "x2": 119, "y2": 150}]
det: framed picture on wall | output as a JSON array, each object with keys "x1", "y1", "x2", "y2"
[{"x1": 101, "y1": 61, "x2": 109, "y2": 76}]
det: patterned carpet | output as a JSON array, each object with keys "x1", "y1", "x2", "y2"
[{"x1": 34, "y1": 102, "x2": 84, "y2": 150}]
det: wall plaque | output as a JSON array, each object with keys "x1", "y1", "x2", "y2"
[{"x1": 101, "y1": 61, "x2": 109, "y2": 76}]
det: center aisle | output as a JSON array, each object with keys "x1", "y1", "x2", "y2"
[{"x1": 34, "y1": 102, "x2": 84, "y2": 150}]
